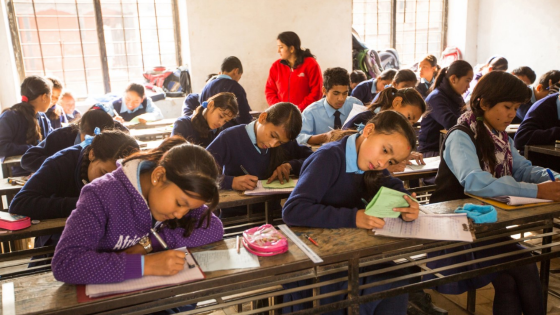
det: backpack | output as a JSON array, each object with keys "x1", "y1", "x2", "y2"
[
  {"x1": 143, "y1": 66, "x2": 192, "y2": 97},
  {"x1": 440, "y1": 47, "x2": 463, "y2": 67}
]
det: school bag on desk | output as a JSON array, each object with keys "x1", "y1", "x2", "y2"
[{"x1": 0, "y1": 212, "x2": 31, "y2": 230}]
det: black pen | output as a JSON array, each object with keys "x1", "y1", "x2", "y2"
[
  {"x1": 240, "y1": 165, "x2": 250, "y2": 175},
  {"x1": 361, "y1": 198, "x2": 368, "y2": 206}
]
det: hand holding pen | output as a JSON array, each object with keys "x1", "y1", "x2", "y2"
[
  {"x1": 232, "y1": 165, "x2": 258, "y2": 191},
  {"x1": 536, "y1": 169, "x2": 560, "y2": 201}
]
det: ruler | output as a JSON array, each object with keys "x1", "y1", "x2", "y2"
[{"x1": 278, "y1": 224, "x2": 323, "y2": 264}]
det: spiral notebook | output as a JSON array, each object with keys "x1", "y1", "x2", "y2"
[
  {"x1": 244, "y1": 180, "x2": 298, "y2": 196},
  {"x1": 84, "y1": 247, "x2": 204, "y2": 298}
]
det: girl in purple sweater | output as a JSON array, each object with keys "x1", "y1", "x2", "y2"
[{"x1": 52, "y1": 136, "x2": 224, "y2": 284}]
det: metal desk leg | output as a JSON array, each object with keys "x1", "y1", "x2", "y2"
[{"x1": 541, "y1": 222, "x2": 553, "y2": 313}]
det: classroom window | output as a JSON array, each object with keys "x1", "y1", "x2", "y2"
[
  {"x1": 8, "y1": 0, "x2": 181, "y2": 96},
  {"x1": 352, "y1": 0, "x2": 447, "y2": 66}
]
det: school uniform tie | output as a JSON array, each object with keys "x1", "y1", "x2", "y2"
[{"x1": 333, "y1": 111, "x2": 342, "y2": 129}]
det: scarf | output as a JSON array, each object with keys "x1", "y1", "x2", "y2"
[{"x1": 457, "y1": 111, "x2": 513, "y2": 178}]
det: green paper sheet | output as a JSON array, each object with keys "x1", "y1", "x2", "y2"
[
  {"x1": 128, "y1": 113, "x2": 158, "y2": 124},
  {"x1": 262, "y1": 179, "x2": 297, "y2": 189},
  {"x1": 364, "y1": 187, "x2": 418, "y2": 218}
]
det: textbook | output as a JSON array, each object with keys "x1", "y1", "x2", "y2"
[
  {"x1": 466, "y1": 193, "x2": 558, "y2": 210},
  {"x1": 0, "y1": 212, "x2": 30, "y2": 231},
  {"x1": 84, "y1": 247, "x2": 204, "y2": 298},
  {"x1": 244, "y1": 180, "x2": 297, "y2": 196},
  {"x1": 365, "y1": 186, "x2": 418, "y2": 218}
]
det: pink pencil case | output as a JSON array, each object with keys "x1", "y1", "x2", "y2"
[{"x1": 242, "y1": 224, "x2": 288, "y2": 257}]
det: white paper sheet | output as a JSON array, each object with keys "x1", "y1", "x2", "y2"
[
  {"x1": 343, "y1": 103, "x2": 368, "y2": 125},
  {"x1": 490, "y1": 196, "x2": 553, "y2": 206},
  {"x1": 244, "y1": 180, "x2": 297, "y2": 196},
  {"x1": 86, "y1": 247, "x2": 203, "y2": 298},
  {"x1": 373, "y1": 213, "x2": 473, "y2": 242},
  {"x1": 394, "y1": 156, "x2": 441, "y2": 174},
  {"x1": 192, "y1": 247, "x2": 260, "y2": 272}
]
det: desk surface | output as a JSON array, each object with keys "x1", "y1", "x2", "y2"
[
  {"x1": 2, "y1": 156, "x2": 22, "y2": 167},
  {"x1": 3, "y1": 198, "x2": 560, "y2": 314},
  {"x1": 525, "y1": 145, "x2": 560, "y2": 158},
  {"x1": 124, "y1": 118, "x2": 176, "y2": 130},
  {"x1": 129, "y1": 127, "x2": 173, "y2": 138}
]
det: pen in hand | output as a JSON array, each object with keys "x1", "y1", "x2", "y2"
[
  {"x1": 240, "y1": 165, "x2": 250, "y2": 176},
  {"x1": 547, "y1": 169, "x2": 556, "y2": 182}
]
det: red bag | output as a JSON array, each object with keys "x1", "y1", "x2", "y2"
[{"x1": 0, "y1": 212, "x2": 30, "y2": 231}]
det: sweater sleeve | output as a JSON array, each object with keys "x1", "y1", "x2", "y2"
[
  {"x1": 171, "y1": 118, "x2": 194, "y2": 140},
  {"x1": 509, "y1": 138, "x2": 559, "y2": 183},
  {"x1": 296, "y1": 108, "x2": 316, "y2": 145},
  {"x1": 298, "y1": 62, "x2": 323, "y2": 110},
  {"x1": 52, "y1": 185, "x2": 142, "y2": 284},
  {"x1": 443, "y1": 130, "x2": 539, "y2": 198},
  {"x1": 206, "y1": 132, "x2": 234, "y2": 190},
  {"x1": 514, "y1": 96, "x2": 560, "y2": 150},
  {"x1": 265, "y1": 64, "x2": 281, "y2": 106},
  {"x1": 158, "y1": 206, "x2": 224, "y2": 250},
  {"x1": 145, "y1": 98, "x2": 164, "y2": 120},
  {"x1": 285, "y1": 142, "x2": 313, "y2": 176},
  {"x1": 182, "y1": 93, "x2": 200, "y2": 116},
  {"x1": 429, "y1": 94, "x2": 461, "y2": 130},
  {"x1": 9, "y1": 154, "x2": 78, "y2": 219},
  {"x1": 20, "y1": 128, "x2": 74, "y2": 173},
  {"x1": 282, "y1": 149, "x2": 358, "y2": 228},
  {"x1": 0, "y1": 112, "x2": 33, "y2": 159},
  {"x1": 234, "y1": 86, "x2": 253, "y2": 125}
]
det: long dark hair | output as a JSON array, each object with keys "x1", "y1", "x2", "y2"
[
  {"x1": 45, "y1": 76, "x2": 63, "y2": 121},
  {"x1": 368, "y1": 87, "x2": 426, "y2": 114},
  {"x1": 80, "y1": 130, "x2": 139, "y2": 184},
  {"x1": 192, "y1": 92, "x2": 238, "y2": 139},
  {"x1": 263, "y1": 103, "x2": 302, "y2": 177},
  {"x1": 123, "y1": 136, "x2": 220, "y2": 237},
  {"x1": 7, "y1": 76, "x2": 53, "y2": 144},
  {"x1": 430, "y1": 60, "x2": 473, "y2": 93},
  {"x1": 469, "y1": 71, "x2": 530, "y2": 174},
  {"x1": 362, "y1": 111, "x2": 417, "y2": 199},
  {"x1": 393, "y1": 69, "x2": 418, "y2": 86},
  {"x1": 77, "y1": 107, "x2": 115, "y2": 135},
  {"x1": 277, "y1": 31, "x2": 315, "y2": 67}
]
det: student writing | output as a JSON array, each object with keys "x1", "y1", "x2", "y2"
[
  {"x1": 0, "y1": 76, "x2": 53, "y2": 176},
  {"x1": 105, "y1": 83, "x2": 164, "y2": 122}
]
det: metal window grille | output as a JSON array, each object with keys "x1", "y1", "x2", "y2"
[
  {"x1": 353, "y1": 0, "x2": 447, "y2": 66},
  {"x1": 7, "y1": 0, "x2": 181, "y2": 95}
]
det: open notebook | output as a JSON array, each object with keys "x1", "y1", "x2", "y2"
[
  {"x1": 394, "y1": 156, "x2": 441, "y2": 174},
  {"x1": 466, "y1": 193, "x2": 558, "y2": 210},
  {"x1": 244, "y1": 180, "x2": 298, "y2": 196},
  {"x1": 373, "y1": 213, "x2": 473, "y2": 242},
  {"x1": 85, "y1": 247, "x2": 204, "y2": 298},
  {"x1": 490, "y1": 196, "x2": 553, "y2": 206}
]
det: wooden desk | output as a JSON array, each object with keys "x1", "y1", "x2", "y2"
[
  {"x1": 524, "y1": 144, "x2": 560, "y2": 159},
  {"x1": 506, "y1": 124, "x2": 519, "y2": 137},
  {"x1": 124, "y1": 118, "x2": 176, "y2": 130},
  {"x1": 1, "y1": 156, "x2": 22, "y2": 179},
  {"x1": 2, "y1": 199, "x2": 560, "y2": 314},
  {"x1": 137, "y1": 140, "x2": 164, "y2": 151},
  {"x1": 130, "y1": 127, "x2": 173, "y2": 141}
]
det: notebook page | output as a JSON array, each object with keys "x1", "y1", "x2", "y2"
[
  {"x1": 373, "y1": 213, "x2": 473, "y2": 242},
  {"x1": 192, "y1": 247, "x2": 260, "y2": 272},
  {"x1": 404, "y1": 156, "x2": 441, "y2": 172},
  {"x1": 86, "y1": 247, "x2": 203, "y2": 298},
  {"x1": 491, "y1": 196, "x2": 553, "y2": 206},
  {"x1": 244, "y1": 180, "x2": 297, "y2": 196},
  {"x1": 343, "y1": 103, "x2": 368, "y2": 125}
]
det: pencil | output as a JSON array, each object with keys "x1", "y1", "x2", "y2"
[
  {"x1": 240, "y1": 165, "x2": 250, "y2": 176},
  {"x1": 236, "y1": 235, "x2": 240, "y2": 253}
]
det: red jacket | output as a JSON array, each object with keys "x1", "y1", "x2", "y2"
[{"x1": 265, "y1": 57, "x2": 323, "y2": 111}]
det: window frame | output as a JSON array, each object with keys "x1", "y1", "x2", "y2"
[
  {"x1": 353, "y1": 0, "x2": 448, "y2": 66},
  {"x1": 6, "y1": 0, "x2": 182, "y2": 95}
]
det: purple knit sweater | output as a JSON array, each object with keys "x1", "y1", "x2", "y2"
[{"x1": 52, "y1": 159, "x2": 224, "y2": 284}]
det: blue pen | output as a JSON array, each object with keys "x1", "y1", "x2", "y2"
[{"x1": 546, "y1": 169, "x2": 556, "y2": 182}]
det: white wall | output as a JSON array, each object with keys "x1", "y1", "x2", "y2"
[
  {"x1": 0, "y1": 0, "x2": 21, "y2": 110},
  {"x1": 185, "y1": 0, "x2": 352, "y2": 111},
  {"x1": 476, "y1": 0, "x2": 560, "y2": 78},
  {"x1": 448, "y1": 0, "x2": 560, "y2": 79}
]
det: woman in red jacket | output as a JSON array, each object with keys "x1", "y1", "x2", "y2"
[{"x1": 265, "y1": 31, "x2": 323, "y2": 111}]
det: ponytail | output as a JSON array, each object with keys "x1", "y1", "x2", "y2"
[
  {"x1": 124, "y1": 136, "x2": 221, "y2": 237},
  {"x1": 368, "y1": 87, "x2": 399, "y2": 112},
  {"x1": 430, "y1": 67, "x2": 448, "y2": 93},
  {"x1": 429, "y1": 60, "x2": 473, "y2": 93},
  {"x1": 191, "y1": 92, "x2": 239, "y2": 139},
  {"x1": 368, "y1": 87, "x2": 426, "y2": 116}
]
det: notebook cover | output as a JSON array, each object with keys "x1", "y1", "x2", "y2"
[{"x1": 466, "y1": 193, "x2": 560, "y2": 210}]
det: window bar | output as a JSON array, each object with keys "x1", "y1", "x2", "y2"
[
  {"x1": 6, "y1": 0, "x2": 25, "y2": 82},
  {"x1": 93, "y1": 0, "x2": 111, "y2": 93},
  {"x1": 30, "y1": 0, "x2": 47, "y2": 76},
  {"x1": 53, "y1": 3, "x2": 67, "y2": 84},
  {"x1": 413, "y1": 0, "x2": 418, "y2": 62},
  {"x1": 441, "y1": 0, "x2": 448, "y2": 51},
  {"x1": 152, "y1": 0, "x2": 162, "y2": 66},
  {"x1": 118, "y1": 0, "x2": 131, "y2": 82},
  {"x1": 376, "y1": 0, "x2": 379, "y2": 48},
  {"x1": 362, "y1": 1, "x2": 366, "y2": 45},
  {"x1": 390, "y1": 0, "x2": 396, "y2": 48},
  {"x1": 74, "y1": 0, "x2": 90, "y2": 94},
  {"x1": 135, "y1": 1, "x2": 145, "y2": 71},
  {"x1": 172, "y1": 0, "x2": 182, "y2": 66}
]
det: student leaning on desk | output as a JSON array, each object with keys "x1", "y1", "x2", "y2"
[
  {"x1": 51, "y1": 136, "x2": 223, "y2": 315},
  {"x1": 282, "y1": 111, "x2": 420, "y2": 315}
]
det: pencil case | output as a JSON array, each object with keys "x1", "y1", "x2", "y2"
[
  {"x1": 0, "y1": 212, "x2": 30, "y2": 231},
  {"x1": 242, "y1": 224, "x2": 288, "y2": 256}
]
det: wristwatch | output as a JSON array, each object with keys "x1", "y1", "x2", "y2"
[{"x1": 138, "y1": 236, "x2": 153, "y2": 254}]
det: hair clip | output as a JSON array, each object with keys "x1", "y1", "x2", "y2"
[
  {"x1": 80, "y1": 127, "x2": 101, "y2": 148},
  {"x1": 202, "y1": 101, "x2": 208, "y2": 108},
  {"x1": 21, "y1": 96, "x2": 28, "y2": 102},
  {"x1": 476, "y1": 116, "x2": 484, "y2": 122}
]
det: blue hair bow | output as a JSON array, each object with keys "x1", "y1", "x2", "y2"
[
  {"x1": 355, "y1": 123, "x2": 365, "y2": 134},
  {"x1": 80, "y1": 127, "x2": 101, "y2": 148},
  {"x1": 202, "y1": 101, "x2": 208, "y2": 108}
]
